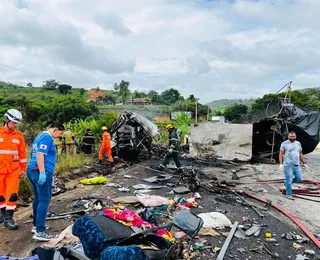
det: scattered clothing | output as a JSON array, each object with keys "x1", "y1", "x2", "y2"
[
  {"x1": 80, "y1": 176, "x2": 107, "y2": 185},
  {"x1": 100, "y1": 246, "x2": 146, "y2": 260},
  {"x1": 72, "y1": 216, "x2": 106, "y2": 258},
  {"x1": 32, "y1": 246, "x2": 69, "y2": 260},
  {"x1": 136, "y1": 195, "x2": 169, "y2": 207},
  {"x1": 43, "y1": 224, "x2": 80, "y2": 248}
]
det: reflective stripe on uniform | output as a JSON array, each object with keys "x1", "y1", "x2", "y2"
[
  {"x1": 0, "y1": 138, "x2": 3, "y2": 142},
  {"x1": 20, "y1": 159, "x2": 27, "y2": 163},
  {"x1": 171, "y1": 138, "x2": 179, "y2": 141},
  {"x1": 0, "y1": 150, "x2": 19, "y2": 154},
  {"x1": 0, "y1": 204, "x2": 6, "y2": 208},
  {"x1": 12, "y1": 139, "x2": 20, "y2": 144},
  {"x1": 6, "y1": 205, "x2": 16, "y2": 210}
]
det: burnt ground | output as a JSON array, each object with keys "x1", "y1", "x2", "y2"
[{"x1": 0, "y1": 156, "x2": 319, "y2": 259}]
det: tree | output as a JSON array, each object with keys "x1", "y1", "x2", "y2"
[
  {"x1": 148, "y1": 90, "x2": 160, "y2": 103},
  {"x1": 27, "y1": 83, "x2": 33, "y2": 87},
  {"x1": 114, "y1": 80, "x2": 130, "y2": 104},
  {"x1": 224, "y1": 104, "x2": 248, "y2": 122},
  {"x1": 58, "y1": 84, "x2": 72, "y2": 95},
  {"x1": 133, "y1": 90, "x2": 148, "y2": 98},
  {"x1": 103, "y1": 95, "x2": 116, "y2": 105},
  {"x1": 42, "y1": 79, "x2": 59, "y2": 90},
  {"x1": 16, "y1": 95, "x2": 31, "y2": 109},
  {"x1": 45, "y1": 96, "x2": 93, "y2": 123},
  {"x1": 79, "y1": 88, "x2": 85, "y2": 95},
  {"x1": 160, "y1": 88, "x2": 181, "y2": 105}
]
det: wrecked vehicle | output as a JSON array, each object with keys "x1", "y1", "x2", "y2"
[
  {"x1": 190, "y1": 83, "x2": 320, "y2": 162},
  {"x1": 110, "y1": 111, "x2": 160, "y2": 161},
  {"x1": 252, "y1": 91, "x2": 320, "y2": 161}
]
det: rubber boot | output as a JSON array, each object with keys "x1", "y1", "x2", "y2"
[
  {"x1": 110, "y1": 162, "x2": 115, "y2": 171},
  {"x1": 0, "y1": 208, "x2": 5, "y2": 224},
  {"x1": 4, "y1": 210, "x2": 18, "y2": 230}
]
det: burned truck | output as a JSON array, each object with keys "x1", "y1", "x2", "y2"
[
  {"x1": 190, "y1": 95, "x2": 320, "y2": 162},
  {"x1": 252, "y1": 97, "x2": 320, "y2": 161},
  {"x1": 109, "y1": 111, "x2": 159, "y2": 161}
]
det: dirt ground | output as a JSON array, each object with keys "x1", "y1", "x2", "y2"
[{"x1": 1, "y1": 151, "x2": 320, "y2": 259}]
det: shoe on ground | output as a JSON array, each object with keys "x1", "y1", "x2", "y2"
[
  {"x1": 33, "y1": 231, "x2": 55, "y2": 241},
  {"x1": 285, "y1": 195, "x2": 295, "y2": 200},
  {"x1": 4, "y1": 218, "x2": 18, "y2": 230},
  {"x1": 31, "y1": 225, "x2": 49, "y2": 234}
]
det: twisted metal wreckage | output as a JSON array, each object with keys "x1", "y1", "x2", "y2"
[
  {"x1": 252, "y1": 81, "x2": 320, "y2": 162},
  {"x1": 109, "y1": 111, "x2": 160, "y2": 161}
]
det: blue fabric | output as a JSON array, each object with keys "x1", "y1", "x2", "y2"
[
  {"x1": 72, "y1": 216, "x2": 107, "y2": 258},
  {"x1": 28, "y1": 131, "x2": 56, "y2": 173},
  {"x1": 280, "y1": 140, "x2": 302, "y2": 166},
  {"x1": 0, "y1": 257, "x2": 39, "y2": 260},
  {"x1": 101, "y1": 246, "x2": 147, "y2": 260},
  {"x1": 27, "y1": 168, "x2": 53, "y2": 232},
  {"x1": 284, "y1": 165, "x2": 302, "y2": 196}
]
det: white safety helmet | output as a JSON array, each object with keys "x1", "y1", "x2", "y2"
[{"x1": 4, "y1": 109, "x2": 22, "y2": 124}]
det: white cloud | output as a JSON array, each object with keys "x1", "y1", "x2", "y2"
[{"x1": 0, "y1": 0, "x2": 319, "y2": 103}]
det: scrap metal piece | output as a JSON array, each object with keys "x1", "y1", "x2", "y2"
[
  {"x1": 216, "y1": 221, "x2": 239, "y2": 260},
  {"x1": 245, "y1": 225, "x2": 261, "y2": 236},
  {"x1": 263, "y1": 243, "x2": 279, "y2": 258}
]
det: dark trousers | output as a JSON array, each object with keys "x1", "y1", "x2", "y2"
[
  {"x1": 82, "y1": 144, "x2": 93, "y2": 154},
  {"x1": 161, "y1": 152, "x2": 182, "y2": 168},
  {"x1": 27, "y1": 168, "x2": 53, "y2": 232}
]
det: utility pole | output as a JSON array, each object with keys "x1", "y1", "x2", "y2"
[
  {"x1": 195, "y1": 98, "x2": 199, "y2": 123},
  {"x1": 207, "y1": 106, "x2": 210, "y2": 122}
]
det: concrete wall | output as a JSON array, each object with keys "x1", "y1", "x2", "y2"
[{"x1": 189, "y1": 123, "x2": 253, "y2": 161}]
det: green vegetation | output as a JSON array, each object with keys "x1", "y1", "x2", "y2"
[
  {"x1": 55, "y1": 153, "x2": 94, "y2": 176},
  {"x1": 214, "y1": 87, "x2": 320, "y2": 122},
  {"x1": 207, "y1": 98, "x2": 255, "y2": 111}
]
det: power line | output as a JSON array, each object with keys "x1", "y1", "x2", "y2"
[{"x1": 0, "y1": 63, "x2": 37, "y2": 77}]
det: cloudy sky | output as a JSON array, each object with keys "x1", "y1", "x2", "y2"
[{"x1": 0, "y1": 0, "x2": 319, "y2": 103}]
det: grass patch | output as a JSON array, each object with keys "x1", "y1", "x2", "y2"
[
  {"x1": 18, "y1": 176, "x2": 33, "y2": 202},
  {"x1": 55, "y1": 153, "x2": 95, "y2": 176}
]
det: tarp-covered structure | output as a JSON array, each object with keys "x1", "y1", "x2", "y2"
[{"x1": 252, "y1": 102, "x2": 320, "y2": 160}]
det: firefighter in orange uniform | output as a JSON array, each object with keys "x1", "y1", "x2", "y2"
[
  {"x1": 98, "y1": 126, "x2": 114, "y2": 168},
  {"x1": 0, "y1": 109, "x2": 27, "y2": 230}
]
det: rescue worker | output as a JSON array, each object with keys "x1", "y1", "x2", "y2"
[
  {"x1": 62, "y1": 128, "x2": 75, "y2": 154},
  {"x1": 27, "y1": 122, "x2": 65, "y2": 241},
  {"x1": 81, "y1": 127, "x2": 95, "y2": 154},
  {"x1": 159, "y1": 124, "x2": 182, "y2": 172},
  {"x1": 98, "y1": 126, "x2": 114, "y2": 168},
  {"x1": 0, "y1": 109, "x2": 27, "y2": 230}
]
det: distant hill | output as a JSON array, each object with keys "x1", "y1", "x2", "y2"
[
  {"x1": 206, "y1": 98, "x2": 255, "y2": 110},
  {"x1": 0, "y1": 81, "x2": 87, "y2": 102}
]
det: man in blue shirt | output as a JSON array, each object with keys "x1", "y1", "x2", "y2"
[
  {"x1": 27, "y1": 122, "x2": 64, "y2": 241},
  {"x1": 279, "y1": 131, "x2": 308, "y2": 200}
]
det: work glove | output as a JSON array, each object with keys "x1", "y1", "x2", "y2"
[
  {"x1": 168, "y1": 148, "x2": 173, "y2": 153},
  {"x1": 38, "y1": 171, "x2": 47, "y2": 185},
  {"x1": 302, "y1": 164, "x2": 308, "y2": 171},
  {"x1": 279, "y1": 164, "x2": 284, "y2": 171}
]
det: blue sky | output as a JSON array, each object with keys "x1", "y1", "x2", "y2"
[{"x1": 0, "y1": 0, "x2": 319, "y2": 103}]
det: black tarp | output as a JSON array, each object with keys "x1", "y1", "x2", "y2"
[{"x1": 252, "y1": 106, "x2": 320, "y2": 159}]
